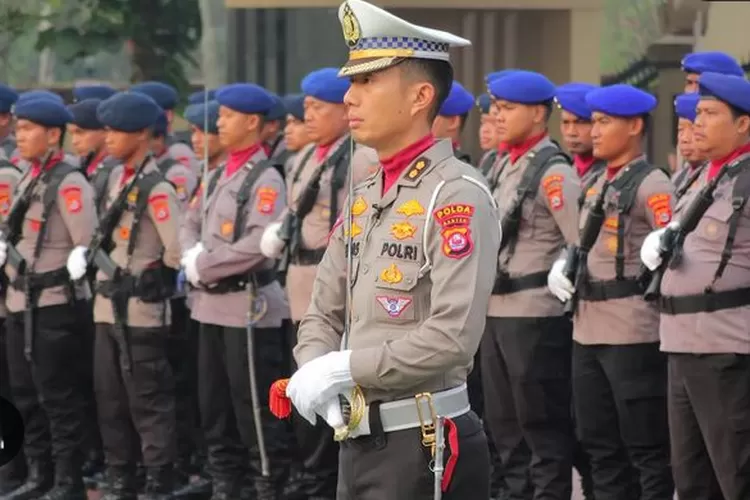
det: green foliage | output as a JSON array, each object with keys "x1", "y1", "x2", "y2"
[
  {"x1": 601, "y1": 0, "x2": 667, "y2": 74},
  {"x1": 34, "y1": 0, "x2": 201, "y2": 93}
]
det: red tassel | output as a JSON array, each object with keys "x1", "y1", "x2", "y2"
[
  {"x1": 269, "y1": 379, "x2": 292, "y2": 419},
  {"x1": 441, "y1": 418, "x2": 459, "y2": 492}
]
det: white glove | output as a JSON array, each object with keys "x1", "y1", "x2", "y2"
[
  {"x1": 0, "y1": 238, "x2": 7, "y2": 267},
  {"x1": 640, "y1": 225, "x2": 673, "y2": 271},
  {"x1": 286, "y1": 350, "x2": 354, "y2": 425},
  {"x1": 180, "y1": 243, "x2": 204, "y2": 287},
  {"x1": 547, "y1": 258, "x2": 575, "y2": 302},
  {"x1": 260, "y1": 222, "x2": 285, "y2": 259},
  {"x1": 66, "y1": 246, "x2": 88, "y2": 280}
]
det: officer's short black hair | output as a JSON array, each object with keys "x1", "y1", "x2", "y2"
[
  {"x1": 729, "y1": 104, "x2": 750, "y2": 122},
  {"x1": 639, "y1": 114, "x2": 650, "y2": 138},
  {"x1": 399, "y1": 59, "x2": 454, "y2": 123},
  {"x1": 56, "y1": 127, "x2": 66, "y2": 148},
  {"x1": 459, "y1": 112, "x2": 469, "y2": 132}
]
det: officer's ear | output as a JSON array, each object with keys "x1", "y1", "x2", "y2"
[
  {"x1": 245, "y1": 113, "x2": 263, "y2": 134},
  {"x1": 46, "y1": 126, "x2": 63, "y2": 148},
  {"x1": 734, "y1": 113, "x2": 750, "y2": 136}
]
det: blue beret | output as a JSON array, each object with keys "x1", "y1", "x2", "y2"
[
  {"x1": 682, "y1": 52, "x2": 744, "y2": 77},
  {"x1": 282, "y1": 94, "x2": 305, "y2": 121},
  {"x1": 17, "y1": 90, "x2": 64, "y2": 106},
  {"x1": 184, "y1": 101, "x2": 220, "y2": 134},
  {"x1": 301, "y1": 68, "x2": 350, "y2": 104},
  {"x1": 486, "y1": 69, "x2": 518, "y2": 84},
  {"x1": 73, "y1": 84, "x2": 116, "y2": 102},
  {"x1": 96, "y1": 92, "x2": 161, "y2": 132},
  {"x1": 555, "y1": 82, "x2": 598, "y2": 120},
  {"x1": 14, "y1": 98, "x2": 73, "y2": 127},
  {"x1": 476, "y1": 93, "x2": 491, "y2": 114},
  {"x1": 674, "y1": 92, "x2": 700, "y2": 122},
  {"x1": 188, "y1": 90, "x2": 216, "y2": 106},
  {"x1": 130, "y1": 81, "x2": 178, "y2": 110},
  {"x1": 215, "y1": 83, "x2": 274, "y2": 115},
  {"x1": 585, "y1": 84, "x2": 657, "y2": 117},
  {"x1": 0, "y1": 84, "x2": 18, "y2": 113},
  {"x1": 265, "y1": 94, "x2": 286, "y2": 121},
  {"x1": 698, "y1": 72, "x2": 750, "y2": 114},
  {"x1": 489, "y1": 70, "x2": 555, "y2": 104},
  {"x1": 68, "y1": 98, "x2": 104, "y2": 129},
  {"x1": 439, "y1": 81, "x2": 474, "y2": 117}
]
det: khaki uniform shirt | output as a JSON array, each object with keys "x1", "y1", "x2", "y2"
[
  {"x1": 0, "y1": 165, "x2": 24, "y2": 318},
  {"x1": 574, "y1": 157, "x2": 675, "y2": 345},
  {"x1": 283, "y1": 136, "x2": 379, "y2": 321},
  {"x1": 5, "y1": 163, "x2": 96, "y2": 313},
  {"x1": 294, "y1": 139, "x2": 501, "y2": 404},
  {"x1": 488, "y1": 137, "x2": 581, "y2": 318},
  {"x1": 189, "y1": 148, "x2": 289, "y2": 329},
  {"x1": 156, "y1": 151, "x2": 198, "y2": 211},
  {"x1": 168, "y1": 139, "x2": 200, "y2": 178},
  {"x1": 661, "y1": 153, "x2": 750, "y2": 354},
  {"x1": 92, "y1": 161, "x2": 182, "y2": 327}
]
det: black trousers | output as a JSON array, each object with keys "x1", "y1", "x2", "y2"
[
  {"x1": 166, "y1": 298, "x2": 201, "y2": 466},
  {"x1": 288, "y1": 321, "x2": 339, "y2": 498},
  {"x1": 77, "y1": 300, "x2": 102, "y2": 461},
  {"x1": 668, "y1": 353, "x2": 750, "y2": 500},
  {"x1": 573, "y1": 342, "x2": 673, "y2": 500},
  {"x1": 482, "y1": 316, "x2": 573, "y2": 500},
  {"x1": 198, "y1": 322, "x2": 293, "y2": 492},
  {"x1": 94, "y1": 323, "x2": 176, "y2": 467},
  {"x1": 0, "y1": 317, "x2": 26, "y2": 485},
  {"x1": 6, "y1": 304, "x2": 85, "y2": 465},
  {"x1": 337, "y1": 411, "x2": 489, "y2": 500}
]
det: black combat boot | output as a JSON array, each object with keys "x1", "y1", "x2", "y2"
[
  {"x1": 209, "y1": 477, "x2": 239, "y2": 500},
  {"x1": 172, "y1": 467, "x2": 211, "y2": 498},
  {"x1": 81, "y1": 448, "x2": 105, "y2": 490},
  {"x1": 0, "y1": 454, "x2": 26, "y2": 496},
  {"x1": 38, "y1": 460, "x2": 85, "y2": 500},
  {"x1": 141, "y1": 465, "x2": 174, "y2": 500},
  {"x1": 2, "y1": 459, "x2": 53, "y2": 500},
  {"x1": 100, "y1": 465, "x2": 138, "y2": 500}
]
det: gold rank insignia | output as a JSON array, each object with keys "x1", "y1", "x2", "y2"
[
  {"x1": 380, "y1": 263, "x2": 403, "y2": 284},
  {"x1": 344, "y1": 221, "x2": 363, "y2": 237},
  {"x1": 390, "y1": 221, "x2": 417, "y2": 240},
  {"x1": 351, "y1": 196, "x2": 367, "y2": 216},
  {"x1": 341, "y1": 2, "x2": 361, "y2": 48},
  {"x1": 396, "y1": 199, "x2": 425, "y2": 217},
  {"x1": 127, "y1": 188, "x2": 138, "y2": 204},
  {"x1": 406, "y1": 157, "x2": 431, "y2": 180}
]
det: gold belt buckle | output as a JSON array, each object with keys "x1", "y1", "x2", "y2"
[{"x1": 414, "y1": 392, "x2": 437, "y2": 455}]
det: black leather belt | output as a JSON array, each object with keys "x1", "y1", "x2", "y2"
[
  {"x1": 11, "y1": 266, "x2": 69, "y2": 291},
  {"x1": 291, "y1": 248, "x2": 326, "y2": 266},
  {"x1": 580, "y1": 278, "x2": 643, "y2": 302},
  {"x1": 492, "y1": 270, "x2": 548, "y2": 295},
  {"x1": 659, "y1": 286, "x2": 750, "y2": 315},
  {"x1": 203, "y1": 269, "x2": 277, "y2": 295}
]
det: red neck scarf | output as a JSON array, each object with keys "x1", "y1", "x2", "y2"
[
  {"x1": 508, "y1": 132, "x2": 546, "y2": 164},
  {"x1": 574, "y1": 152, "x2": 596, "y2": 178},
  {"x1": 497, "y1": 142, "x2": 509, "y2": 154},
  {"x1": 30, "y1": 150, "x2": 63, "y2": 178},
  {"x1": 314, "y1": 139, "x2": 337, "y2": 163},
  {"x1": 381, "y1": 134, "x2": 436, "y2": 195},
  {"x1": 707, "y1": 142, "x2": 750, "y2": 181},
  {"x1": 86, "y1": 150, "x2": 106, "y2": 177},
  {"x1": 225, "y1": 143, "x2": 264, "y2": 178}
]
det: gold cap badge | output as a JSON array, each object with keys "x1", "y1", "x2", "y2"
[{"x1": 341, "y1": 3, "x2": 361, "y2": 48}]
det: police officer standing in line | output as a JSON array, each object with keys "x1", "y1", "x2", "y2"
[
  {"x1": 172, "y1": 99, "x2": 225, "y2": 499},
  {"x1": 2, "y1": 97, "x2": 96, "y2": 500},
  {"x1": 260, "y1": 67, "x2": 376, "y2": 499},
  {"x1": 0, "y1": 85, "x2": 18, "y2": 161},
  {"x1": 482, "y1": 70, "x2": 579, "y2": 500},
  {"x1": 281, "y1": 94, "x2": 312, "y2": 178},
  {"x1": 482, "y1": 70, "x2": 515, "y2": 192},
  {"x1": 671, "y1": 93, "x2": 707, "y2": 198},
  {"x1": 681, "y1": 51, "x2": 745, "y2": 93},
  {"x1": 72, "y1": 84, "x2": 117, "y2": 103},
  {"x1": 0, "y1": 150, "x2": 24, "y2": 497},
  {"x1": 68, "y1": 98, "x2": 111, "y2": 180},
  {"x1": 180, "y1": 83, "x2": 292, "y2": 499},
  {"x1": 151, "y1": 110, "x2": 198, "y2": 208},
  {"x1": 261, "y1": 94, "x2": 288, "y2": 165},
  {"x1": 431, "y1": 81, "x2": 474, "y2": 164},
  {"x1": 640, "y1": 72, "x2": 750, "y2": 500},
  {"x1": 548, "y1": 84, "x2": 675, "y2": 500},
  {"x1": 131, "y1": 81, "x2": 200, "y2": 177},
  {"x1": 476, "y1": 93, "x2": 500, "y2": 178},
  {"x1": 285, "y1": 1, "x2": 499, "y2": 498},
  {"x1": 79, "y1": 92, "x2": 181, "y2": 500}
]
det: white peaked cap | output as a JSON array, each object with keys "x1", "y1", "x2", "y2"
[{"x1": 337, "y1": 0, "x2": 471, "y2": 77}]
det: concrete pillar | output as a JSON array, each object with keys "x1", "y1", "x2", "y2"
[{"x1": 569, "y1": 8, "x2": 602, "y2": 83}]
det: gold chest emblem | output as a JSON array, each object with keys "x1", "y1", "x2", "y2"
[
  {"x1": 344, "y1": 221, "x2": 362, "y2": 237},
  {"x1": 396, "y1": 199, "x2": 425, "y2": 217},
  {"x1": 390, "y1": 221, "x2": 417, "y2": 240},
  {"x1": 380, "y1": 263, "x2": 403, "y2": 284},
  {"x1": 341, "y1": 3, "x2": 361, "y2": 48},
  {"x1": 351, "y1": 196, "x2": 367, "y2": 216}
]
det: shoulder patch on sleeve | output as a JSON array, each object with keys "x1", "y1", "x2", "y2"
[
  {"x1": 149, "y1": 193, "x2": 170, "y2": 222},
  {"x1": 542, "y1": 174, "x2": 565, "y2": 211},
  {"x1": 61, "y1": 185, "x2": 82, "y2": 214},
  {"x1": 432, "y1": 203, "x2": 475, "y2": 259},
  {"x1": 646, "y1": 193, "x2": 672, "y2": 228},
  {"x1": 256, "y1": 186, "x2": 278, "y2": 215}
]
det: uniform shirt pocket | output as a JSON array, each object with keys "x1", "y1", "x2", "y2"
[
  {"x1": 696, "y1": 200, "x2": 733, "y2": 244},
  {"x1": 371, "y1": 260, "x2": 421, "y2": 323}
]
